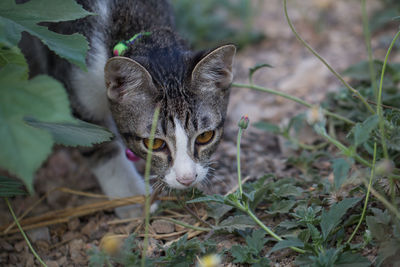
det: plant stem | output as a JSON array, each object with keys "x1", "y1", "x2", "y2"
[
  {"x1": 283, "y1": 0, "x2": 375, "y2": 115},
  {"x1": 141, "y1": 105, "x2": 160, "y2": 267},
  {"x1": 377, "y1": 30, "x2": 400, "y2": 203},
  {"x1": 237, "y1": 127, "x2": 244, "y2": 197},
  {"x1": 361, "y1": 0, "x2": 379, "y2": 100},
  {"x1": 232, "y1": 83, "x2": 355, "y2": 125},
  {"x1": 318, "y1": 128, "x2": 372, "y2": 168},
  {"x1": 5, "y1": 198, "x2": 47, "y2": 267},
  {"x1": 235, "y1": 119, "x2": 305, "y2": 254},
  {"x1": 367, "y1": 183, "x2": 400, "y2": 221},
  {"x1": 166, "y1": 218, "x2": 211, "y2": 232},
  {"x1": 346, "y1": 142, "x2": 377, "y2": 244},
  {"x1": 247, "y1": 208, "x2": 306, "y2": 254},
  {"x1": 377, "y1": 30, "x2": 400, "y2": 160}
]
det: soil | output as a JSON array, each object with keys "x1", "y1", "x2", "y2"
[{"x1": 0, "y1": 0, "x2": 395, "y2": 266}]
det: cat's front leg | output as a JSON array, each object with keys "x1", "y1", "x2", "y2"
[{"x1": 86, "y1": 141, "x2": 146, "y2": 218}]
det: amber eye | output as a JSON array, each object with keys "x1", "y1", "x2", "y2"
[
  {"x1": 143, "y1": 138, "x2": 166, "y2": 151},
  {"x1": 195, "y1": 130, "x2": 215, "y2": 145}
]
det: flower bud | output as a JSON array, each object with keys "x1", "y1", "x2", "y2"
[
  {"x1": 306, "y1": 106, "x2": 325, "y2": 125},
  {"x1": 375, "y1": 159, "x2": 394, "y2": 176},
  {"x1": 238, "y1": 115, "x2": 250, "y2": 129}
]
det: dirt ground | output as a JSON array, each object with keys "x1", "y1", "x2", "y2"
[{"x1": 0, "y1": 0, "x2": 394, "y2": 266}]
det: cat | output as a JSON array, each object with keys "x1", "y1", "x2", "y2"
[{"x1": 21, "y1": 0, "x2": 236, "y2": 218}]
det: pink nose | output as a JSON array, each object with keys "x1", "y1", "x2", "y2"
[{"x1": 176, "y1": 176, "x2": 195, "y2": 186}]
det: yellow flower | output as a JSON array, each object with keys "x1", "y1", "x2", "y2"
[
  {"x1": 197, "y1": 254, "x2": 221, "y2": 267},
  {"x1": 99, "y1": 234, "x2": 127, "y2": 256}
]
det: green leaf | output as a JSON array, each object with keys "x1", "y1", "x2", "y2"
[
  {"x1": 230, "y1": 244, "x2": 251, "y2": 263},
  {"x1": 274, "y1": 184, "x2": 303, "y2": 197},
  {"x1": 186, "y1": 194, "x2": 225, "y2": 204},
  {"x1": 376, "y1": 239, "x2": 400, "y2": 267},
  {"x1": 320, "y1": 198, "x2": 361, "y2": 240},
  {"x1": 0, "y1": 45, "x2": 28, "y2": 69},
  {"x1": 206, "y1": 202, "x2": 233, "y2": 222},
  {"x1": 0, "y1": 0, "x2": 92, "y2": 70},
  {"x1": 366, "y1": 212, "x2": 392, "y2": 243},
  {"x1": 0, "y1": 64, "x2": 73, "y2": 192},
  {"x1": 269, "y1": 237, "x2": 304, "y2": 254},
  {"x1": 245, "y1": 229, "x2": 266, "y2": 253},
  {"x1": 253, "y1": 121, "x2": 281, "y2": 135},
  {"x1": 266, "y1": 199, "x2": 295, "y2": 214},
  {"x1": 0, "y1": 176, "x2": 28, "y2": 197},
  {"x1": 350, "y1": 115, "x2": 379, "y2": 147},
  {"x1": 332, "y1": 158, "x2": 351, "y2": 189},
  {"x1": 25, "y1": 117, "x2": 113, "y2": 147},
  {"x1": 335, "y1": 251, "x2": 371, "y2": 267},
  {"x1": 215, "y1": 215, "x2": 257, "y2": 233},
  {"x1": 278, "y1": 220, "x2": 299, "y2": 230}
]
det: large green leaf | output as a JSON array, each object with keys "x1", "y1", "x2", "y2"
[
  {"x1": 25, "y1": 117, "x2": 113, "y2": 147},
  {"x1": 269, "y1": 237, "x2": 304, "y2": 254},
  {"x1": 0, "y1": 64, "x2": 74, "y2": 193},
  {"x1": 214, "y1": 215, "x2": 257, "y2": 233},
  {"x1": 0, "y1": 0, "x2": 92, "y2": 70},
  {"x1": 320, "y1": 198, "x2": 361, "y2": 240},
  {"x1": 350, "y1": 115, "x2": 379, "y2": 148}
]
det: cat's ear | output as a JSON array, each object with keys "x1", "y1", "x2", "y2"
[
  {"x1": 191, "y1": 44, "x2": 236, "y2": 91},
  {"x1": 104, "y1": 56, "x2": 154, "y2": 101}
]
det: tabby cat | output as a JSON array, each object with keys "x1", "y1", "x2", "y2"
[{"x1": 22, "y1": 0, "x2": 236, "y2": 218}]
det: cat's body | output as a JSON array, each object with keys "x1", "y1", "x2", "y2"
[{"x1": 21, "y1": 0, "x2": 235, "y2": 217}]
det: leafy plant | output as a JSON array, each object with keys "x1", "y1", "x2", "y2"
[
  {"x1": 366, "y1": 208, "x2": 400, "y2": 266},
  {"x1": 230, "y1": 229, "x2": 271, "y2": 266},
  {"x1": 0, "y1": 0, "x2": 113, "y2": 193},
  {"x1": 88, "y1": 234, "x2": 216, "y2": 267},
  {"x1": 157, "y1": 234, "x2": 217, "y2": 267}
]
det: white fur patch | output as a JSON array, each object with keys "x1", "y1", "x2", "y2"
[
  {"x1": 71, "y1": 0, "x2": 110, "y2": 121},
  {"x1": 92, "y1": 142, "x2": 146, "y2": 218},
  {"x1": 164, "y1": 119, "x2": 208, "y2": 189}
]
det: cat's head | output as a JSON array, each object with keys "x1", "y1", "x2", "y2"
[{"x1": 104, "y1": 45, "x2": 236, "y2": 189}]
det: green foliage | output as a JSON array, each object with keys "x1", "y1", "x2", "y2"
[
  {"x1": 157, "y1": 234, "x2": 217, "y2": 267},
  {"x1": 89, "y1": 234, "x2": 217, "y2": 267},
  {"x1": 0, "y1": 64, "x2": 72, "y2": 193},
  {"x1": 214, "y1": 215, "x2": 257, "y2": 233},
  {"x1": 320, "y1": 198, "x2": 361, "y2": 240},
  {"x1": 0, "y1": 0, "x2": 92, "y2": 70},
  {"x1": 370, "y1": 0, "x2": 400, "y2": 32},
  {"x1": 25, "y1": 118, "x2": 113, "y2": 147},
  {"x1": 88, "y1": 235, "x2": 153, "y2": 267},
  {"x1": 0, "y1": 0, "x2": 112, "y2": 193},
  {"x1": 332, "y1": 158, "x2": 351, "y2": 189},
  {"x1": 172, "y1": 0, "x2": 264, "y2": 49},
  {"x1": 366, "y1": 208, "x2": 400, "y2": 266},
  {"x1": 230, "y1": 229, "x2": 271, "y2": 266}
]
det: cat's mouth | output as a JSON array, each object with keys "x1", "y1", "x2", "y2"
[{"x1": 163, "y1": 163, "x2": 209, "y2": 190}]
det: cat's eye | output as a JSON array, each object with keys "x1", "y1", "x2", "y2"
[
  {"x1": 143, "y1": 138, "x2": 166, "y2": 151},
  {"x1": 195, "y1": 130, "x2": 215, "y2": 145}
]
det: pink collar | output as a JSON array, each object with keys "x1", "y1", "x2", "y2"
[{"x1": 125, "y1": 148, "x2": 141, "y2": 162}]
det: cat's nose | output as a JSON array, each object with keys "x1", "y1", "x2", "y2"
[{"x1": 176, "y1": 176, "x2": 195, "y2": 186}]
